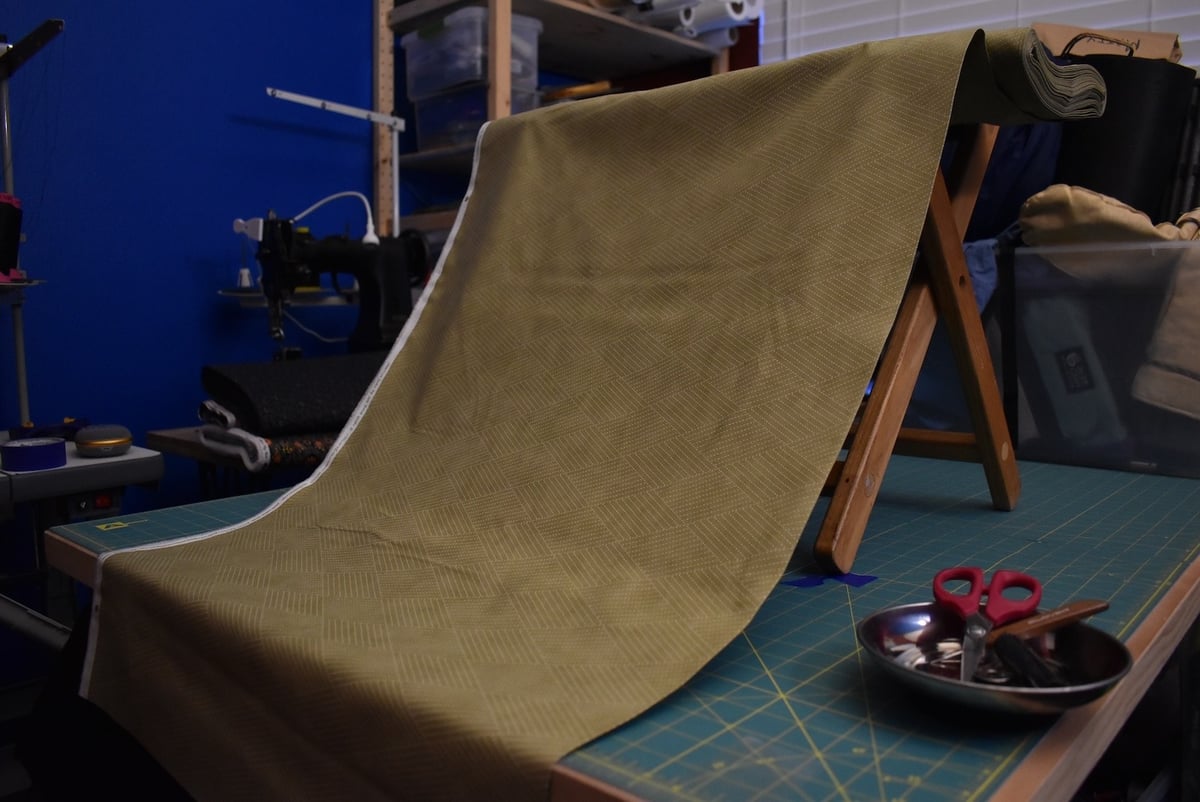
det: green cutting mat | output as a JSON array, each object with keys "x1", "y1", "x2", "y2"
[
  {"x1": 52, "y1": 490, "x2": 286, "y2": 554},
  {"x1": 563, "y1": 458, "x2": 1200, "y2": 801},
  {"x1": 49, "y1": 458, "x2": 1200, "y2": 801}
]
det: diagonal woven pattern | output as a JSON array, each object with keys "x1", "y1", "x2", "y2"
[{"x1": 82, "y1": 28, "x2": 1103, "y2": 801}]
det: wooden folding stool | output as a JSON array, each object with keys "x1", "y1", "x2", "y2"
[{"x1": 815, "y1": 122, "x2": 1022, "y2": 574}]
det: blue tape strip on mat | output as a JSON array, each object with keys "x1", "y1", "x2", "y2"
[{"x1": 784, "y1": 572, "x2": 878, "y2": 588}]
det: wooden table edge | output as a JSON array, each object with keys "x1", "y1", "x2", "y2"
[
  {"x1": 990, "y1": 551, "x2": 1200, "y2": 801},
  {"x1": 43, "y1": 530, "x2": 99, "y2": 587},
  {"x1": 550, "y1": 764, "x2": 643, "y2": 802}
]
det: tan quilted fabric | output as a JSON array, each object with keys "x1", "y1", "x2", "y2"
[{"x1": 82, "y1": 28, "x2": 1103, "y2": 801}]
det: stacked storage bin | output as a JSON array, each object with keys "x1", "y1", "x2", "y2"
[{"x1": 400, "y1": 8, "x2": 543, "y2": 150}]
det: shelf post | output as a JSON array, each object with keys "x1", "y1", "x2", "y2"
[
  {"x1": 488, "y1": 0, "x2": 514, "y2": 119},
  {"x1": 374, "y1": 0, "x2": 397, "y2": 235}
]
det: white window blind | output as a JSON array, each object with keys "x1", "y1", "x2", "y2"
[{"x1": 760, "y1": 0, "x2": 1200, "y2": 70}]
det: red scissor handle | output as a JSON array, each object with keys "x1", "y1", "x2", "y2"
[
  {"x1": 932, "y1": 566, "x2": 985, "y2": 620},
  {"x1": 933, "y1": 566, "x2": 1043, "y2": 626},
  {"x1": 985, "y1": 569, "x2": 1042, "y2": 626}
]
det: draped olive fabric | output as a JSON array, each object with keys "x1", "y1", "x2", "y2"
[{"x1": 82, "y1": 28, "x2": 1102, "y2": 801}]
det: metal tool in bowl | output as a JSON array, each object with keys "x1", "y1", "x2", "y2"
[{"x1": 856, "y1": 602, "x2": 1132, "y2": 715}]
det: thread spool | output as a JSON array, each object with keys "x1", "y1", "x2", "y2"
[{"x1": 698, "y1": 26, "x2": 740, "y2": 48}]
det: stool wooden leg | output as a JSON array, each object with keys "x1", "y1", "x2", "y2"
[
  {"x1": 922, "y1": 173, "x2": 1020, "y2": 510},
  {"x1": 813, "y1": 123, "x2": 1017, "y2": 573},
  {"x1": 815, "y1": 274, "x2": 939, "y2": 574}
]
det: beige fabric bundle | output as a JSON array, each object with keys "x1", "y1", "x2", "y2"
[
  {"x1": 1020, "y1": 184, "x2": 1200, "y2": 284},
  {"x1": 1021, "y1": 184, "x2": 1200, "y2": 247},
  {"x1": 82, "y1": 28, "x2": 1104, "y2": 801},
  {"x1": 1134, "y1": 251, "x2": 1200, "y2": 421}
]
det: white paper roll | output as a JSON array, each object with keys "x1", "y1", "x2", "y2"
[
  {"x1": 698, "y1": 26, "x2": 740, "y2": 48},
  {"x1": 635, "y1": 0, "x2": 700, "y2": 13},
  {"x1": 680, "y1": 0, "x2": 746, "y2": 36},
  {"x1": 741, "y1": 0, "x2": 761, "y2": 19},
  {"x1": 623, "y1": 0, "x2": 700, "y2": 26},
  {"x1": 589, "y1": 0, "x2": 635, "y2": 10}
]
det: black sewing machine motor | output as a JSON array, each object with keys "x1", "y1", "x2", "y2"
[{"x1": 255, "y1": 217, "x2": 428, "y2": 352}]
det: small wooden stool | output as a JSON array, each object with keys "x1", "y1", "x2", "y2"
[{"x1": 815, "y1": 123, "x2": 1021, "y2": 573}]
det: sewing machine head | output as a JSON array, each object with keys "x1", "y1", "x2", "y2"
[{"x1": 235, "y1": 213, "x2": 428, "y2": 352}]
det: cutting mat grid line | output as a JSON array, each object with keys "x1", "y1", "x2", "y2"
[{"x1": 47, "y1": 458, "x2": 1200, "y2": 801}]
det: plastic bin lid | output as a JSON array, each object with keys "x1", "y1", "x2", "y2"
[
  {"x1": 444, "y1": 6, "x2": 542, "y2": 31},
  {"x1": 401, "y1": 6, "x2": 543, "y2": 45}
]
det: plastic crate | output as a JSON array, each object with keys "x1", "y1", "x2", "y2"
[
  {"x1": 1013, "y1": 241, "x2": 1200, "y2": 478},
  {"x1": 414, "y1": 84, "x2": 540, "y2": 150},
  {"x1": 400, "y1": 7, "x2": 542, "y2": 101}
]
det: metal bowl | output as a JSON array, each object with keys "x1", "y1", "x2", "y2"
[{"x1": 856, "y1": 602, "x2": 1132, "y2": 715}]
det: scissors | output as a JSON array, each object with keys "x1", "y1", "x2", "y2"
[{"x1": 933, "y1": 566, "x2": 1043, "y2": 682}]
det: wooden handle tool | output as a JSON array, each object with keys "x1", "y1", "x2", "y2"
[{"x1": 986, "y1": 598, "x2": 1110, "y2": 644}]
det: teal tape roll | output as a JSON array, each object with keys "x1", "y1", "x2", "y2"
[{"x1": 0, "y1": 437, "x2": 67, "y2": 471}]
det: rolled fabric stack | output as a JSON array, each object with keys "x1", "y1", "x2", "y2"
[{"x1": 195, "y1": 351, "x2": 386, "y2": 472}]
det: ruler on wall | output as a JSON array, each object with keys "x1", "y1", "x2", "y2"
[{"x1": 374, "y1": 0, "x2": 397, "y2": 236}]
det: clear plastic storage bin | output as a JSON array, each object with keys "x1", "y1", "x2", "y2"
[
  {"x1": 401, "y1": 8, "x2": 542, "y2": 101},
  {"x1": 414, "y1": 84, "x2": 540, "y2": 150},
  {"x1": 1012, "y1": 241, "x2": 1200, "y2": 478}
]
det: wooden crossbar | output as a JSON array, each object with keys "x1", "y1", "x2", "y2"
[{"x1": 814, "y1": 123, "x2": 1021, "y2": 574}]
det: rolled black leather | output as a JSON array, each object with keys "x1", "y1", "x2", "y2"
[{"x1": 200, "y1": 352, "x2": 387, "y2": 437}]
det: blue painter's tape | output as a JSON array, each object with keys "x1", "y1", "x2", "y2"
[
  {"x1": 1, "y1": 437, "x2": 67, "y2": 471},
  {"x1": 783, "y1": 572, "x2": 878, "y2": 589}
]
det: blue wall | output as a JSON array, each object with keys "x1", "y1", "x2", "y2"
[{"x1": 1, "y1": 2, "x2": 379, "y2": 507}]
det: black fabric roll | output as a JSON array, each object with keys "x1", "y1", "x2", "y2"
[
  {"x1": 1166, "y1": 79, "x2": 1200, "y2": 217},
  {"x1": 201, "y1": 352, "x2": 387, "y2": 437},
  {"x1": 1055, "y1": 55, "x2": 1197, "y2": 220}
]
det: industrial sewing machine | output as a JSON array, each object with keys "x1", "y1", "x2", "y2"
[
  {"x1": 229, "y1": 89, "x2": 434, "y2": 354},
  {"x1": 238, "y1": 213, "x2": 428, "y2": 353}
]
